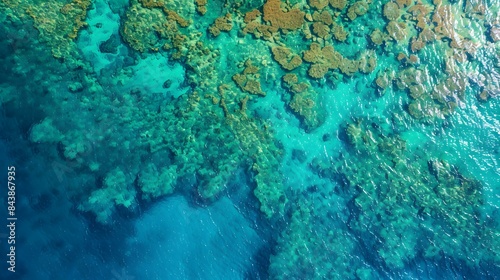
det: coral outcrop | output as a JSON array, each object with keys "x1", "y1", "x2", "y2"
[
  {"x1": 262, "y1": 0, "x2": 305, "y2": 31},
  {"x1": 271, "y1": 46, "x2": 303, "y2": 70},
  {"x1": 282, "y1": 74, "x2": 324, "y2": 131},
  {"x1": 209, "y1": 13, "x2": 233, "y2": 37},
  {"x1": 303, "y1": 43, "x2": 342, "y2": 78}
]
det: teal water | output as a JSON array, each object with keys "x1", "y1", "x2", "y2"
[{"x1": 1, "y1": 0, "x2": 499, "y2": 279}]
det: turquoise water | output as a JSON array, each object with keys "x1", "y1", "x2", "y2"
[{"x1": 1, "y1": 0, "x2": 499, "y2": 279}]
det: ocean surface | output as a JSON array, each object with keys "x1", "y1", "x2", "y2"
[{"x1": 0, "y1": 0, "x2": 499, "y2": 279}]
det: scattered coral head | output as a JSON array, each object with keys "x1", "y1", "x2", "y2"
[
  {"x1": 339, "y1": 58, "x2": 360, "y2": 76},
  {"x1": 272, "y1": 46, "x2": 303, "y2": 70},
  {"x1": 309, "y1": 0, "x2": 329, "y2": 10},
  {"x1": 233, "y1": 60, "x2": 266, "y2": 96},
  {"x1": 375, "y1": 71, "x2": 392, "y2": 90},
  {"x1": 332, "y1": 22, "x2": 348, "y2": 41},
  {"x1": 312, "y1": 10, "x2": 334, "y2": 26},
  {"x1": 383, "y1": 2, "x2": 400, "y2": 21},
  {"x1": 329, "y1": 0, "x2": 347, "y2": 10},
  {"x1": 195, "y1": 0, "x2": 207, "y2": 15},
  {"x1": 303, "y1": 43, "x2": 343, "y2": 78},
  {"x1": 312, "y1": 22, "x2": 331, "y2": 38},
  {"x1": 209, "y1": 13, "x2": 233, "y2": 37},
  {"x1": 359, "y1": 50, "x2": 377, "y2": 73},
  {"x1": 489, "y1": 26, "x2": 500, "y2": 42},
  {"x1": 386, "y1": 20, "x2": 407, "y2": 41},
  {"x1": 263, "y1": 0, "x2": 305, "y2": 31}
]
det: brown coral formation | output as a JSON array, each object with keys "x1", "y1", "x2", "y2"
[
  {"x1": 383, "y1": 2, "x2": 400, "y2": 21},
  {"x1": 137, "y1": 0, "x2": 190, "y2": 27},
  {"x1": 347, "y1": 1, "x2": 369, "y2": 21},
  {"x1": 232, "y1": 60, "x2": 266, "y2": 96},
  {"x1": 393, "y1": 66, "x2": 468, "y2": 121},
  {"x1": 331, "y1": 22, "x2": 348, "y2": 41},
  {"x1": 329, "y1": 0, "x2": 347, "y2": 10},
  {"x1": 396, "y1": 0, "x2": 413, "y2": 8},
  {"x1": 410, "y1": 28, "x2": 436, "y2": 52},
  {"x1": 386, "y1": 20, "x2": 407, "y2": 41},
  {"x1": 308, "y1": 64, "x2": 330, "y2": 79},
  {"x1": 209, "y1": 13, "x2": 233, "y2": 37},
  {"x1": 245, "y1": 9, "x2": 262, "y2": 23},
  {"x1": 375, "y1": 70, "x2": 394, "y2": 92},
  {"x1": 242, "y1": 9, "x2": 279, "y2": 40},
  {"x1": 370, "y1": 29, "x2": 385, "y2": 45},
  {"x1": 432, "y1": 5, "x2": 454, "y2": 38},
  {"x1": 490, "y1": 26, "x2": 500, "y2": 42},
  {"x1": 339, "y1": 58, "x2": 360, "y2": 76},
  {"x1": 20, "y1": 0, "x2": 92, "y2": 58},
  {"x1": 165, "y1": 10, "x2": 190, "y2": 28},
  {"x1": 120, "y1": 0, "x2": 210, "y2": 65},
  {"x1": 303, "y1": 43, "x2": 343, "y2": 78},
  {"x1": 431, "y1": 4, "x2": 473, "y2": 50},
  {"x1": 121, "y1": 6, "x2": 165, "y2": 52},
  {"x1": 271, "y1": 46, "x2": 303, "y2": 71},
  {"x1": 431, "y1": 73, "x2": 467, "y2": 104},
  {"x1": 358, "y1": 50, "x2": 377, "y2": 74},
  {"x1": 408, "y1": 3, "x2": 431, "y2": 29},
  {"x1": 263, "y1": 0, "x2": 305, "y2": 31}
]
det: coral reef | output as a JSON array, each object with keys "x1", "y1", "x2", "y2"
[
  {"x1": 386, "y1": 20, "x2": 407, "y2": 41},
  {"x1": 29, "y1": 118, "x2": 64, "y2": 143},
  {"x1": 310, "y1": 118, "x2": 500, "y2": 270},
  {"x1": 346, "y1": 1, "x2": 369, "y2": 21},
  {"x1": 282, "y1": 74, "x2": 325, "y2": 131},
  {"x1": 216, "y1": 85, "x2": 285, "y2": 217},
  {"x1": 303, "y1": 43, "x2": 342, "y2": 78},
  {"x1": 138, "y1": 163, "x2": 177, "y2": 200},
  {"x1": 79, "y1": 168, "x2": 136, "y2": 223},
  {"x1": 121, "y1": 2, "x2": 168, "y2": 52},
  {"x1": 383, "y1": 2, "x2": 400, "y2": 21},
  {"x1": 6, "y1": 0, "x2": 499, "y2": 276},
  {"x1": 329, "y1": 0, "x2": 347, "y2": 10},
  {"x1": 209, "y1": 13, "x2": 233, "y2": 37},
  {"x1": 2, "y1": 0, "x2": 91, "y2": 58},
  {"x1": 269, "y1": 197, "x2": 374, "y2": 279},
  {"x1": 232, "y1": 60, "x2": 266, "y2": 95},
  {"x1": 309, "y1": 0, "x2": 329, "y2": 10},
  {"x1": 262, "y1": 0, "x2": 305, "y2": 31},
  {"x1": 271, "y1": 46, "x2": 303, "y2": 71}
]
